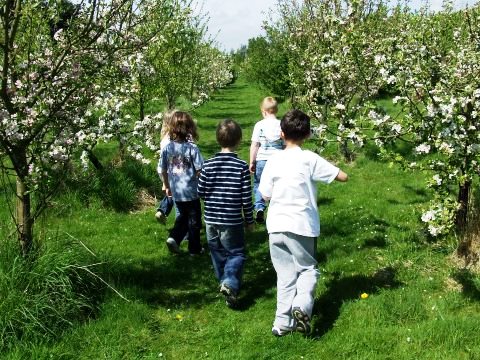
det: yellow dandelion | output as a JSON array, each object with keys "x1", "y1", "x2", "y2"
[
  {"x1": 361, "y1": 293, "x2": 369, "y2": 299},
  {"x1": 175, "y1": 314, "x2": 184, "y2": 321}
]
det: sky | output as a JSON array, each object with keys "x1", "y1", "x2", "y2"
[{"x1": 200, "y1": 0, "x2": 474, "y2": 51}]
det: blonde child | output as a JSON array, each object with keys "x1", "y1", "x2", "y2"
[
  {"x1": 249, "y1": 97, "x2": 284, "y2": 223},
  {"x1": 155, "y1": 110, "x2": 176, "y2": 223},
  {"x1": 160, "y1": 111, "x2": 204, "y2": 255},
  {"x1": 259, "y1": 109, "x2": 348, "y2": 336}
]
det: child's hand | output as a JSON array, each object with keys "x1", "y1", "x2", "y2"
[
  {"x1": 165, "y1": 188, "x2": 172, "y2": 197},
  {"x1": 249, "y1": 162, "x2": 256, "y2": 173},
  {"x1": 245, "y1": 222, "x2": 255, "y2": 232}
]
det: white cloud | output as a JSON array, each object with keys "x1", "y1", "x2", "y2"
[{"x1": 199, "y1": 0, "x2": 278, "y2": 51}]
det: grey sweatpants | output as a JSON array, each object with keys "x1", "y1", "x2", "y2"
[{"x1": 269, "y1": 232, "x2": 320, "y2": 330}]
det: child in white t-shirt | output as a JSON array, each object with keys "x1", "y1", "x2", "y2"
[
  {"x1": 258, "y1": 109, "x2": 348, "y2": 337},
  {"x1": 249, "y1": 97, "x2": 284, "y2": 223}
]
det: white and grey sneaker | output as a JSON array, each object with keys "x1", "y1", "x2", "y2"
[
  {"x1": 271, "y1": 326, "x2": 293, "y2": 337},
  {"x1": 292, "y1": 307, "x2": 312, "y2": 335},
  {"x1": 166, "y1": 237, "x2": 180, "y2": 254},
  {"x1": 220, "y1": 283, "x2": 238, "y2": 308},
  {"x1": 155, "y1": 211, "x2": 167, "y2": 224}
]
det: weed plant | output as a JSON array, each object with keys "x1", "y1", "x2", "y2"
[{"x1": 0, "y1": 237, "x2": 104, "y2": 353}]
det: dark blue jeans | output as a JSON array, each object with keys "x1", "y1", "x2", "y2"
[
  {"x1": 206, "y1": 223, "x2": 246, "y2": 293},
  {"x1": 253, "y1": 160, "x2": 267, "y2": 212},
  {"x1": 169, "y1": 199, "x2": 202, "y2": 254}
]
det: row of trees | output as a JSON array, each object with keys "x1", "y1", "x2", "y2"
[
  {"x1": 0, "y1": 0, "x2": 233, "y2": 255},
  {"x1": 242, "y1": 0, "x2": 480, "y2": 245}
]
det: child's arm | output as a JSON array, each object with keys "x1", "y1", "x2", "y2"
[
  {"x1": 241, "y1": 166, "x2": 255, "y2": 226},
  {"x1": 197, "y1": 168, "x2": 206, "y2": 199},
  {"x1": 161, "y1": 170, "x2": 171, "y2": 196},
  {"x1": 249, "y1": 142, "x2": 260, "y2": 173},
  {"x1": 335, "y1": 170, "x2": 348, "y2": 182}
]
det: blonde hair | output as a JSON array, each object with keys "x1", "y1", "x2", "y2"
[
  {"x1": 260, "y1": 97, "x2": 278, "y2": 114},
  {"x1": 160, "y1": 109, "x2": 177, "y2": 138}
]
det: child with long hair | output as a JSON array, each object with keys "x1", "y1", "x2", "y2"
[
  {"x1": 160, "y1": 111, "x2": 204, "y2": 255},
  {"x1": 155, "y1": 110, "x2": 176, "y2": 224}
]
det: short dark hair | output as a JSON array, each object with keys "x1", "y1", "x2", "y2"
[
  {"x1": 281, "y1": 109, "x2": 310, "y2": 141},
  {"x1": 216, "y1": 119, "x2": 242, "y2": 148}
]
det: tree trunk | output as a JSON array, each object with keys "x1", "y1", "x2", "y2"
[
  {"x1": 456, "y1": 181, "x2": 471, "y2": 257},
  {"x1": 456, "y1": 180, "x2": 471, "y2": 231},
  {"x1": 16, "y1": 175, "x2": 33, "y2": 256},
  {"x1": 340, "y1": 140, "x2": 355, "y2": 163},
  {"x1": 139, "y1": 74, "x2": 145, "y2": 122},
  {"x1": 166, "y1": 94, "x2": 176, "y2": 110},
  {"x1": 87, "y1": 149, "x2": 103, "y2": 170}
]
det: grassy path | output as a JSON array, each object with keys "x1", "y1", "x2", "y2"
[{"x1": 7, "y1": 78, "x2": 480, "y2": 359}]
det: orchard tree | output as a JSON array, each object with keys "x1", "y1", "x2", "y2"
[
  {"x1": 0, "y1": 0, "x2": 154, "y2": 255},
  {"x1": 277, "y1": 0, "x2": 388, "y2": 161},
  {"x1": 244, "y1": 26, "x2": 292, "y2": 100},
  {"x1": 372, "y1": 4, "x2": 480, "y2": 242}
]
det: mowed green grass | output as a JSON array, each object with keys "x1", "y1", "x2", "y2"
[{"x1": 4, "y1": 78, "x2": 480, "y2": 359}]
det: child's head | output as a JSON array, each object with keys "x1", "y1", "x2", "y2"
[
  {"x1": 216, "y1": 119, "x2": 242, "y2": 149},
  {"x1": 169, "y1": 111, "x2": 199, "y2": 142},
  {"x1": 281, "y1": 109, "x2": 311, "y2": 142},
  {"x1": 260, "y1": 97, "x2": 278, "y2": 115}
]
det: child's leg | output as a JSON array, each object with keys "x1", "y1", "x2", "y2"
[
  {"x1": 253, "y1": 160, "x2": 267, "y2": 212},
  {"x1": 218, "y1": 224, "x2": 246, "y2": 293},
  {"x1": 158, "y1": 196, "x2": 174, "y2": 216},
  {"x1": 169, "y1": 201, "x2": 188, "y2": 244},
  {"x1": 269, "y1": 232, "x2": 297, "y2": 330},
  {"x1": 186, "y1": 199, "x2": 202, "y2": 254},
  {"x1": 287, "y1": 233, "x2": 319, "y2": 319},
  {"x1": 206, "y1": 224, "x2": 227, "y2": 280}
]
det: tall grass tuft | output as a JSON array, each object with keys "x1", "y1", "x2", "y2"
[
  {"x1": 0, "y1": 237, "x2": 104, "y2": 352},
  {"x1": 61, "y1": 157, "x2": 161, "y2": 213}
]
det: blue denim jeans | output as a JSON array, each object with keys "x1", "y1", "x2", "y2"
[
  {"x1": 253, "y1": 160, "x2": 267, "y2": 212},
  {"x1": 169, "y1": 199, "x2": 202, "y2": 254},
  {"x1": 206, "y1": 223, "x2": 246, "y2": 293},
  {"x1": 157, "y1": 196, "x2": 174, "y2": 216}
]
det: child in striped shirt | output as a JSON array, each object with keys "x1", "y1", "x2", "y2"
[{"x1": 198, "y1": 119, "x2": 254, "y2": 307}]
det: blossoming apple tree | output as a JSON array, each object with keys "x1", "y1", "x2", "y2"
[
  {"x1": 277, "y1": 0, "x2": 386, "y2": 161},
  {"x1": 0, "y1": 0, "x2": 155, "y2": 254},
  {"x1": 371, "y1": 4, "x2": 480, "y2": 240}
]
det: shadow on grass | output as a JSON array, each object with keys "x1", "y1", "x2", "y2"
[
  {"x1": 452, "y1": 269, "x2": 480, "y2": 301},
  {"x1": 312, "y1": 266, "x2": 402, "y2": 339},
  {"x1": 105, "y1": 226, "x2": 275, "y2": 310}
]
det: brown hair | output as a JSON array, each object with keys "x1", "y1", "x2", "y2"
[
  {"x1": 260, "y1": 97, "x2": 278, "y2": 114},
  {"x1": 169, "y1": 111, "x2": 199, "y2": 142},
  {"x1": 216, "y1": 119, "x2": 242, "y2": 148}
]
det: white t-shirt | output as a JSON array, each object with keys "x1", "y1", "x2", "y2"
[
  {"x1": 258, "y1": 146, "x2": 339, "y2": 237},
  {"x1": 251, "y1": 116, "x2": 284, "y2": 161}
]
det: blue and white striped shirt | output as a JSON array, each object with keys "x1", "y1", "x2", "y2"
[{"x1": 198, "y1": 153, "x2": 254, "y2": 226}]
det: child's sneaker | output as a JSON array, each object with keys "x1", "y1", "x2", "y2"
[
  {"x1": 166, "y1": 237, "x2": 180, "y2": 254},
  {"x1": 255, "y1": 209, "x2": 264, "y2": 224},
  {"x1": 220, "y1": 283, "x2": 238, "y2": 308},
  {"x1": 292, "y1": 307, "x2": 312, "y2": 335},
  {"x1": 189, "y1": 248, "x2": 205, "y2": 257},
  {"x1": 271, "y1": 326, "x2": 293, "y2": 337},
  {"x1": 155, "y1": 211, "x2": 167, "y2": 224}
]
